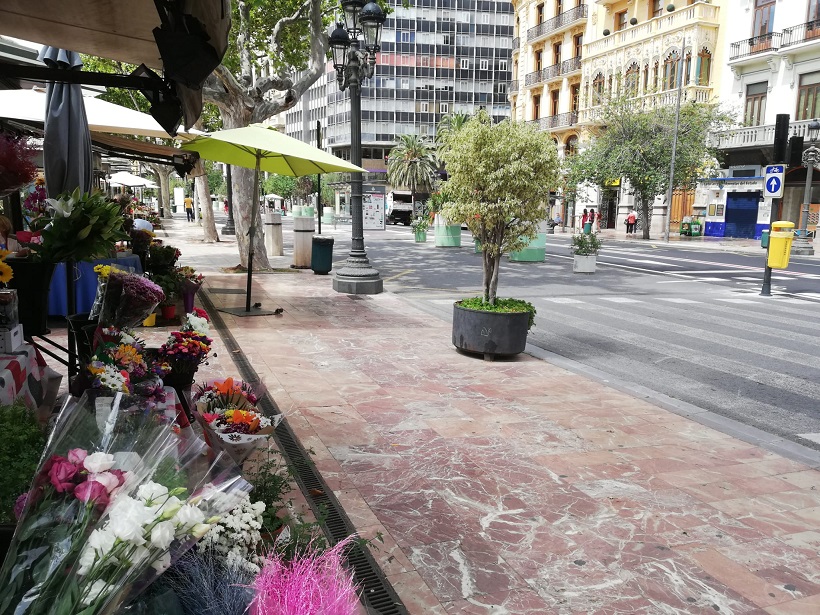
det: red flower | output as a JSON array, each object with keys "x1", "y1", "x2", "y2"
[
  {"x1": 74, "y1": 480, "x2": 110, "y2": 509},
  {"x1": 49, "y1": 460, "x2": 79, "y2": 493}
]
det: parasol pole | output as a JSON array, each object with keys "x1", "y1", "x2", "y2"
[{"x1": 245, "y1": 151, "x2": 261, "y2": 312}]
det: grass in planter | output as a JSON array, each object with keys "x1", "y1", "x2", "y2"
[
  {"x1": 0, "y1": 399, "x2": 47, "y2": 524},
  {"x1": 459, "y1": 297, "x2": 537, "y2": 330}
]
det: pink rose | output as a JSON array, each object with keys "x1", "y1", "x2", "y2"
[
  {"x1": 14, "y1": 492, "x2": 29, "y2": 519},
  {"x1": 49, "y1": 460, "x2": 78, "y2": 493},
  {"x1": 67, "y1": 448, "x2": 88, "y2": 466},
  {"x1": 75, "y1": 480, "x2": 110, "y2": 509},
  {"x1": 89, "y1": 472, "x2": 119, "y2": 493}
]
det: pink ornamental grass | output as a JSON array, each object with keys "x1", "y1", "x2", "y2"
[{"x1": 251, "y1": 537, "x2": 360, "y2": 615}]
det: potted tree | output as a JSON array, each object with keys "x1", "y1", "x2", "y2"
[
  {"x1": 571, "y1": 232, "x2": 602, "y2": 273},
  {"x1": 386, "y1": 134, "x2": 438, "y2": 226},
  {"x1": 441, "y1": 111, "x2": 559, "y2": 359},
  {"x1": 410, "y1": 214, "x2": 430, "y2": 242}
]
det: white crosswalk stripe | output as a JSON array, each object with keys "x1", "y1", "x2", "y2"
[
  {"x1": 657, "y1": 298, "x2": 701, "y2": 304},
  {"x1": 541, "y1": 297, "x2": 583, "y2": 304},
  {"x1": 600, "y1": 297, "x2": 643, "y2": 303},
  {"x1": 715, "y1": 298, "x2": 760, "y2": 304}
]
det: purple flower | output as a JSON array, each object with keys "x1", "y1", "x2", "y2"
[{"x1": 14, "y1": 492, "x2": 29, "y2": 519}]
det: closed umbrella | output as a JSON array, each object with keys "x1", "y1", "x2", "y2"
[{"x1": 181, "y1": 124, "x2": 365, "y2": 313}]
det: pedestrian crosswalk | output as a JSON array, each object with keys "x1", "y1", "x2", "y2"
[{"x1": 535, "y1": 291, "x2": 820, "y2": 307}]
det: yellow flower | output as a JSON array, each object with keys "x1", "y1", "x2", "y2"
[
  {"x1": 0, "y1": 249, "x2": 11, "y2": 261},
  {"x1": 0, "y1": 262, "x2": 13, "y2": 284}
]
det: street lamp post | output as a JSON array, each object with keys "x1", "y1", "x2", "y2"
[
  {"x1": 329, "y1": 0, "x2": 386, "y2": 295},
  {"x1": 793, "y1": 118, "x2": 820, "y2": 256},
  {"x1": 223, "y1": 163, "x2": 236, "y2": 235}
]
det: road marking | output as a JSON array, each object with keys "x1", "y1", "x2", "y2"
[
  {"x1": 657, "y1": 298, "x2": 701, "y2": 304},
  {"x1": 429, "y1": 299, "x2": 455, "y2": 305},
  {"x1": 732, "y1": 276, "x2": 761, "y2": 281},
  {"x1": 382, "y1": 269, "x2": 414, "y2": 282},
  {"x1": 798, "y1": 433, "x2": 820, "y2": 445},
  {"x1": 541, "y1": 297, "x2": 583, "y2": 304},
  {"x1": 600, "y1": 297, "x2": 643, "y2": 303},
  {"x1": 601, "y1": 255, "x2": 683, "y2": 267},
  {"x1": 715, "y1": 298, "x2": 760, "y2": 304}
]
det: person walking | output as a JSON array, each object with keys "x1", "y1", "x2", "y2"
[
  {"x1": 581, "y1": 208, "x2": 588, "y2": 233},
  {"x1": 583, "y1": 208, "x2": 593, "y2": 235},
  {"x1": 184, "y1": 195, "x2": 194, "y2": 222},
  {"x1": 626, "y1": 209, "x2": 637, "y2": 237}
]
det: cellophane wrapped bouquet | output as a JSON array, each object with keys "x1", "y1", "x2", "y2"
[
  {"x1": 157, "y1": 310, "x2": 213, "y2": 382},
  {"x1": 98, "y1": 271, "x2": 165, "y2": 330},
  {"x1": 193, "y1": 378, "x2": 280, "y2": 464},
  {"x1": 0, "y1": 390, "x2": 251, "y2": 615},
  {"x1": 89, "y1": 264, "x2": 125, "y2": 321}
]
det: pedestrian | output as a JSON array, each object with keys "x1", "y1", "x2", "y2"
[
  {"x1": 626, "y1": 209, "x2": 637, "y2": 237},
  {"x1": 595, "y1": 209, "x2": 602, "y2": 230},
  {"x1": 223, "y1": 198, "x2": 229, "y2": 215},
  {"x1": 581, "y1": 208, "x2": 588, "y2": 232},
  {"x1": 184, "y1": 195, "x2": 194, "y2": 222},
  {"x1": 583, "y1": 208, "x2": 592, "y2": 235}
]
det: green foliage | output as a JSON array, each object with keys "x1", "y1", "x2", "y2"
[
  {"x1": 459, "y1": 297, "x2": 536, "y2": 330},
  {"x1": 80, "y1": 55, "x2": 149, "y2": 113},
  {"x1": 148, "y1": 271, "x2": 181, "y2": 305},
  {"x1": 440, "y1": 110, "x2": 559, "y2": 303},
  {"x1": 206, "y1": 161, "x2": 226, "y2": 196},
  {"x1": 571, "y1": 93, "x2": 732, "y2": 237},
  {"x1": 387, "y1": 134, "x2": 439, "y2": 201},
  {"x1": 0, "y1": 399, "x2": 46, "y2": 523},
  {"x1": 435, "y1": 111, "x2": 471, "y2": 151},
  {"x1": 146, "y1": 244, "x2": 181, "y2": 273},
  {"x1": 570, "y1": 232, "x2": 603, "y2": 255},
  {"x1": 264, "y1": 174, "x2": 297, "y2": 200},
  {"x1": 410, "y1": 215, "x2": 429, "y2": 233},
  {"x1": 36, "y1": 189, "x2": 129, "y2": 263}
]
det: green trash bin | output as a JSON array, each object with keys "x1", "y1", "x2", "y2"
[
  {"x1": 761, "y1": 229, "x2": 770, "y2": 248},
  {"x1": 311, "y1": 235, "x2": 334, "y2": 275},
  {"x1": 583, "y1": 222, "x2": 592, "y2": 235}
]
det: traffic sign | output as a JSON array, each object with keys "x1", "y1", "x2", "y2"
[{"x1": 764, "y1": 165, "x2": 785, "y2": 198}]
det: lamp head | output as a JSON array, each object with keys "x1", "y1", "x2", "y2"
[
  {"x1": 329, "y1": 23, "x2": 351, "y2": 72},
  {"x1": 360, "y1": 1, "x2": 386, "y2": 53},
  {"x1": 809, "y1": 118, "x2": 820, "y2": 144},
  {"x1": 340, "y1": 0, "x2": 366, "y2": 37}
]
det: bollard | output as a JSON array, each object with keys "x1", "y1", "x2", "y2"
[
  {"x1": 265, "y1": 210, "x2": 283, "y2": 256},
  {"x1": 292, "y1": 213, "x2": 315, "y2": 268}
]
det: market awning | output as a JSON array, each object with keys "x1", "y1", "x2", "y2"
[
  {"x1": 109, "y1": 170, "x2": 157, "y2": 188},
  {"x1": 89, "y1": 132, "x2": 200, "y2": 173}
]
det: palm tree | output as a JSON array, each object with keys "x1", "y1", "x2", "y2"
[
  {"x1": 386, "y1": 134, "x2": 439, "y2": 215},
  {"x1": 435, "y1": 112, "x2": 471, "y2": 151}
]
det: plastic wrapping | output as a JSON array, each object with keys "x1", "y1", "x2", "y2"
[{"x1": 98, "y1": 272, "x2": 164, "y2": 330}]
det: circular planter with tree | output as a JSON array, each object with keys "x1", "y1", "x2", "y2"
[{"x1": 440, "y1": 110, "x2": 559, "y2": 359}]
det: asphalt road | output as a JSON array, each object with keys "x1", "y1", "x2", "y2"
[{"x1": 351, "y1": 225, "x2": 820, "y2": 453}]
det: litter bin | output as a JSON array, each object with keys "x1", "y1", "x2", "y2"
[
  {"x1": 311, "y1": 235, "x2": 334, "y2": 275},
  {"x1": 767, "y1": 221, "x2": 795, "y2": 269},
  {"x1": 761, "y1": 229, "x2": 770, "y2": 249},
  {"x1": 583, "y1": 222, "x2": 592, "y2": 235}
]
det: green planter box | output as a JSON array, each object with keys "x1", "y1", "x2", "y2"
[
  {"x1": 435, "y1": 224, "x2": 462, "y2": 247},
  {"x1": 509, "y1": 233, "x2": 546, "y2": 262},
  {"x1": 474, "y1": 239, "x2": 482, "y2": 253},
  {"x1": 414, "y1": 230, "x2": 427, "y2": 242}
]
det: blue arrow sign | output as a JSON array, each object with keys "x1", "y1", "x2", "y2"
[{"x1": 766, "y1": 176, "x2": 781, "y2": 194}]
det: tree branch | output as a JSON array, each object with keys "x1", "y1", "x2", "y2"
[{"x1": 272, "y1": 0, "x2": 312, "y2": 52}]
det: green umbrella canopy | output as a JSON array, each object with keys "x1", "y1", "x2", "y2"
[{"x1": 180, "y1": 123, "x2": 365, "y2": 175}]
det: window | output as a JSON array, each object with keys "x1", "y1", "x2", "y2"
[
  {"x1": 592, "y1": 72, "x2": 604, "y2": 105},
  {"x1": 651, "y1": 0, "x2": 664, "y2": 19},
  {"x1": 533, "y1": 94, "x2": 541, "y2": 119},
  {"x1": 573, "y1": 34, "x2": 583, "y2": 58},
  {"x1": 684, "y1": 52, "x2": 692, "y2": 86},
  {"x1": 420, "y1": 102, "x2": 429, "y2": 112},
  {"x1": 420, "y1": 56, "x2": 430, "y2": 67},
  {"x1": 745, "y1": 82, "x2": 767, "y2": 126},
  {"x1": 535, "y1": 50, "x2": 543, "y2": 71},
  {"x1": 663, "y1": 52, "x2": 680, "y2": 91},
  {"x1": 565, "y1": 135, "x2": 579, "y2": 157},
  {"x1": 482, "y1": 13, "x2": 490, "y2": 23},
  {"x1": 570, "y1": 83, "x2": 580, "y2": 111},
  {"x1": 615, "y1": 10, "x2": 628, "y2": 32},
  {"x1": 797, "y1": 71, "x2": 820, "y2": 120},
  {"x1": 402, "y1": 55, "x2": 411, "y2": 65},
  {"x1": 537, "y1": 3, "x2": 544, "y2": 24},
  {"x1": 553, "y1": 42, "x2": 562, "y2": 65},
  {"x1": 460, "y1": 58, "x2": 470, "y2": 69},
  {"x1": 753, "y1": 0, "x2": 775, "y2": 37},
  {"x1": 480, "y1": 59, "x2": 489, "y2": 70},
  {"x1": 643, "y1": 64, "x2": 649, "y2": 91},
  {"x1": 497, "y1": 83, "x2": 507, "y2": 94},
  {"x1": 696, "y1": 49, "x2": 712, "y2": 86},
  {"x1": 401, "y1": 78, "x2": 410, "y2": 89},
  {"x1": 400, "y1": 31, "x2": 410, "y2": 43},
  {"x1": 625, "y1": 63, "x2": 639, "y2": 97},
  {"x1": 443, "y1": 34, "x2": 453, "y2": 45},
  {"x1": 810, "y1": 0, "x2": 820, "y2": 21},
  {"x1": 440, "y1": 103, "x2": 449, "y2": 114},
  {"x1": 500, "y1": 60, "x2": 508, "y2": 71},
  {"x1": 555, "y1": 0, "x2": 563, "y2": 14},
  {"x1": 551, "y1": 90, "x2": 560, "y2": 116}
]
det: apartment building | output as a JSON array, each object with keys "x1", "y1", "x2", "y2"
[
  {"x1": 284, "y1": 0, "x2": 513, "y2": 183},
  {"x1": 708, "y1": 0, "x2": 820, "y2": 239}
]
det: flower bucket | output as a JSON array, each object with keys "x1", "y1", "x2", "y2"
[
  {"x1": 142, "y1": 312, "x2": 157, "y2": 327},
  {"x1": 182, "y1": 291, "x2": 196, "y2": 314},
  {"x1": 414, "y1": 230, "x2": 427, "y2": 243},
  {"x1": 161, "y1": 304, "x2": 176, "y2": 320}
]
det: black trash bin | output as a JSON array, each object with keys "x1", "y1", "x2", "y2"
[{"x1": 311, "y1": 235, "x2": 334, "y2": 275}]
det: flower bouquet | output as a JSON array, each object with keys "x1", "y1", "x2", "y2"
[
  {"x1": 0, "y1": 389, "x2": 251, "y2": 615},
  {"x1": 193, "y1": 378, "x2": 279, "y2": 465},
  {"x1": 89, "y1": 263, "x2": 124, "y2": 320},
  {"x1": 147, "y1": 244, "x2": 181, "y2": 275},
  {"x1": 177, "y1": 266, "x2": 204, "y2": 314},
  {"x1": 98, "y1": 271, "x2": 165, "y2": 330}
]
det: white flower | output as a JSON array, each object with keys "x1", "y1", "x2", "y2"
[
  {"x1": 109, "y1": 515, "x2": 145, "y2": 545},
  {"x1": 81, "y1": 580, "x2": 109, "y2": 607},
  {"x1": 191, "y1": 523, "x2": 212, "y2": 539},
  {"x1": 119, "y1": 545, "x2": 150, "y2": 566},
  {"x1": 150, "y1": 521, "x2": 176, "y2": 550},
  {"x1": 152, "y1": 552, "x2": 171, "y2": 574},
  {"x1": 137, "y1": 482, "x2": 169, "y2": 505},
  {"x1": 158, "y1": 495, "x2": 183, "y2": 519},
  {"x1": 174, "y1": 504, "x2": 205, "y2": 530},
  {"x1": 77, "y1": 545, "x2": 97, "y2": 576},
  {"x1": 88, "y1": 528, "x2": 116, "y2": 554},
  {"x1": 185, "y1": 313, "x2": 210, "y2": 335},
  {"x1": 84, "y1": 452, "x2": 116, "y2": 474},
  {"x1": 90, "y1": 472, "x2": 119, "y2": 493},
  {"x1": 46, "y1": 197, "x2": 75, "y2": 218},
  {"x1": 107, "y1": 496, "x2": 154, "y2": 544}
]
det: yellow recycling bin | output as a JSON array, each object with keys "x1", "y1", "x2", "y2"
[{"x1": 767, "y1": 221, "x2": 795, "y2": 269}]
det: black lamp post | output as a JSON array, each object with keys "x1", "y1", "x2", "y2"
[
  {"x1": 223, "y1": 163, "x2": 236, "y2": 235},
  {"x1": 794, "y1": 118, "x2": 820, "y2": 255},
  {"x1": 330, "y1": 0, "x2": 386, "y2": 295}
]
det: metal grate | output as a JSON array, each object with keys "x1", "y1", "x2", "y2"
[
  {"x1": 200, "y1": 291, "x2": 407, "y2": 615},
  {"x1": 207, "y1": 287, "x2": 247, "y2": 294}
]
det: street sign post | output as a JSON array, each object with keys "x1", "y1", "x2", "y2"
[{"x1": 764, "y1": 165, "x2": 785, "y2": 198}]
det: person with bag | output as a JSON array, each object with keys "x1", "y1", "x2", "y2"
[
  {"x1": 583, "y1": 209, "x2": 593, "y2": 235},
  {"x1": 626, "y1": 209, "x2": 637, "y2": 237}
]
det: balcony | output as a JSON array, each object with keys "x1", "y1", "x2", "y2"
[
  {"x1": 585, "y1": 1, "x2": 719, "y2": 59},
  {"x1": 523, "y1": 60, "x2": 578, "y2": 88},
  {"x1": 509, "y1": 79, "x2": 518, "y2": 92},
  {"x1": 729, "y1": 32, "x2": 781, "y2": 61},
  {"x1": 781, "y1": 20, "x2": 820, "y2": 48},
  {"x1": 527, "y1": 5, "x2": 588, "y2": 44},
  {"x1": 561, "y1": 56, "x2": 581, "y2": 74},
  {"x1": 579, "y1": 85, "x2": 712, "y2": 123},
  {"x1": 524, "y1": 70, "x2": 543, "y2": 87},
  {"x1": 512, "y1": 36, "x2": 520, "y2": 53},
  {"x1": 711, "y1": 118, "x2": 818, "y2": 150},
  {"x1": 528, "y1": 111, "x2": 578, "y2": 131}
]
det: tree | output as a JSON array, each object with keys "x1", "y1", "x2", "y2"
[
  {"x1": 571, "y1": 94, "x2": 731, "y2": 239},
  {"x1": 201, "y1": 0, "x2": 333, "y2": 269},
  {"x1": 386, "y1": 135, "x2": 439, "y2": 211},
  {"x1": 435, "y1": 111, "x2": 471, "y2": 150},
  {"x1": 440, "y1": 111, "x2": 559, "y2": 304}
]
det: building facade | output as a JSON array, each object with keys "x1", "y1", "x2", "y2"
[
  {"x1": 284, "y1": 0, "x2": 514, "y2": 189},
  {"x1": 708, "y1": 0, "x2": 820, "y2": 239}
]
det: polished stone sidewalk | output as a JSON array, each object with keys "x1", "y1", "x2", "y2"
[{"x1": 167, "y1": 216, "x2": 820, "y2": 614}]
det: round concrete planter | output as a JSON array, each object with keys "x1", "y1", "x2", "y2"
[
  {"x1": 452, "y1": 301, "x2": 530, "y2": 360},
  {"x1": 435, "y1": 224, "x2": 462, "y2": 247},
  {"x1": 573, "y1": 254, "x2": 597, "y2": 274}
]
